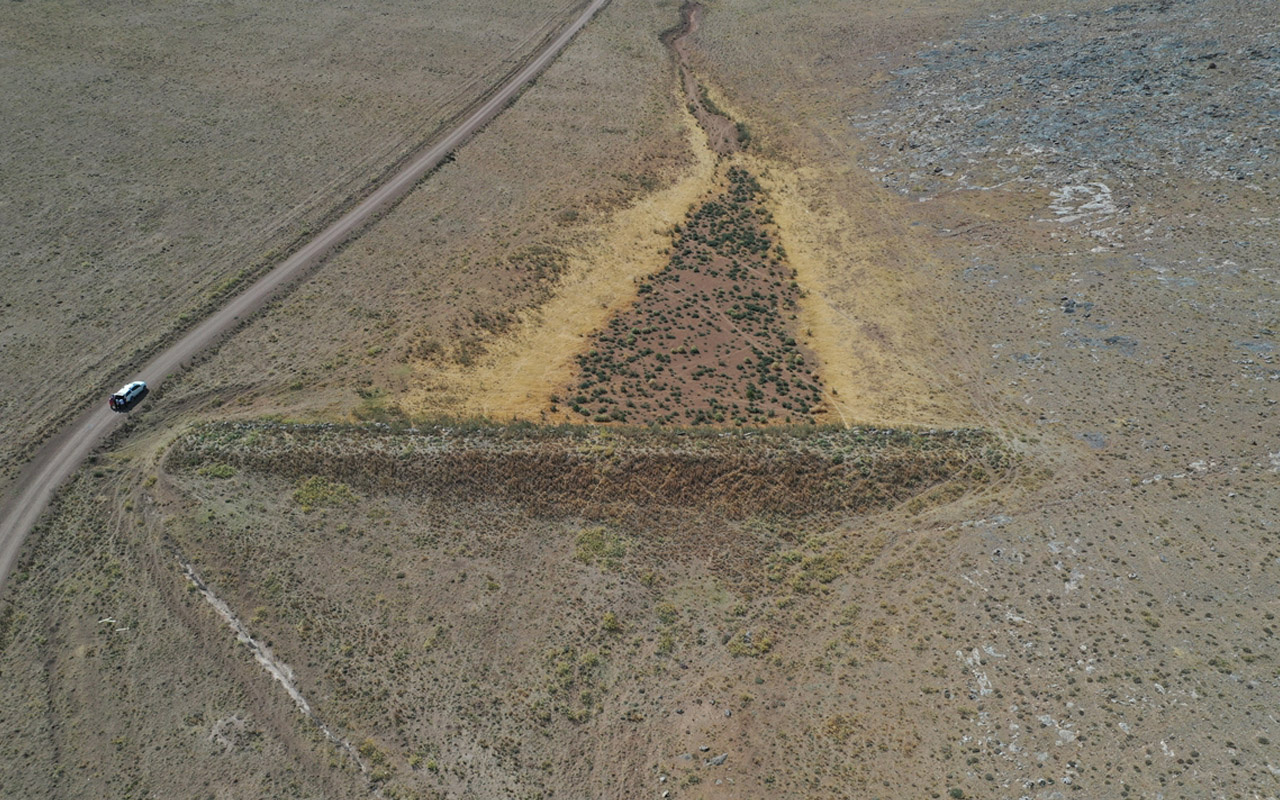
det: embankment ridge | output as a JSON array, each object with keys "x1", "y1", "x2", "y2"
[{"x1": 167, "y1": 420, "x2": 1007, "y2": 517}]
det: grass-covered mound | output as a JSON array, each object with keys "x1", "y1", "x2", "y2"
[{"x1": 167, "y1": 420, "x2": 1006, "y2": 517}]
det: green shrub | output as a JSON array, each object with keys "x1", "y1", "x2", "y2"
[
  {"x1": 292, "y1": 476, "x2": 357, "y2": 510},
  {"x1": 574, "y1": 526, "x2": 626, "y2": 567},
  {"x1": 197, "y1": 462, "x2": 237, "y2": 479}
]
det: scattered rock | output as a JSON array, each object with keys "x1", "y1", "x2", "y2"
[
  {"x1": 1078, "y1": 431, "x2": 1108, "y2": 449},
  {"x1": 852, "y1": 2, "x2": 1280, "y2": 195}
]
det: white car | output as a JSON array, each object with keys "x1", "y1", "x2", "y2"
[{"x1": 108, "y1": 381, "x2": 147, "y2": 411}]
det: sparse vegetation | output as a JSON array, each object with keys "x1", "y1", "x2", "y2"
[{"x1": 0, "y1": 0, "x2": 596, "y2": 484}]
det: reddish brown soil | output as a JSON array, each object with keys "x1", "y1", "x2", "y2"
[{"x1": 559, "y1": 166, "x2": 825, "y2": 425}]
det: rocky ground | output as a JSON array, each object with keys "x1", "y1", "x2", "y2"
[{"x1": 852, "y1": 0, "x2": 1277, "y2": 194}]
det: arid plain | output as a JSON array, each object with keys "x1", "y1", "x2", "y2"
[{"x1": 2, "y1": 0, "x2": 1278, "y2": 798}]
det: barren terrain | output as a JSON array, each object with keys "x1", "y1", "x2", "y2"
[{"x1": 3, "y1": 0, "x2": 1280, "y2": 798}]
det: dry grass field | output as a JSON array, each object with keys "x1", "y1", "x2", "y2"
[
  {"x1": 0, "y1": 0, "x2": 577, "y2": 483},
  {"x1": 4, "y1": 0, "x2": 1280, "y2": 798}
]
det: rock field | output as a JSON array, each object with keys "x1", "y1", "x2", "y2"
[{"x1": 853, "y1": 0, "x2": 1278, "y2": 195}]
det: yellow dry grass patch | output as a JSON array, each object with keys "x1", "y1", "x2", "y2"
[
  {"x1": 697, "y1": 72, "x2": 974, "y2": 426},
  {"x1": 758, "y1": 151, "x2": 973, "y2": 428},
  {"x1": 405, "y1": 108, "x2": 717, "y2": 421},
  {"x1": 406, "y1": 97, "x2": 971, "y2": 429}
]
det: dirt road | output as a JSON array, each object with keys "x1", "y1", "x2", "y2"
[{"x1": 0, "y1": 0, "x2": 611, "y2": 591}]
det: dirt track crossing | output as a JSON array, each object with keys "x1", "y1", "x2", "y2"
[{"x1": 0, "y1": 0, "x2": 612, "y2": 591}]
